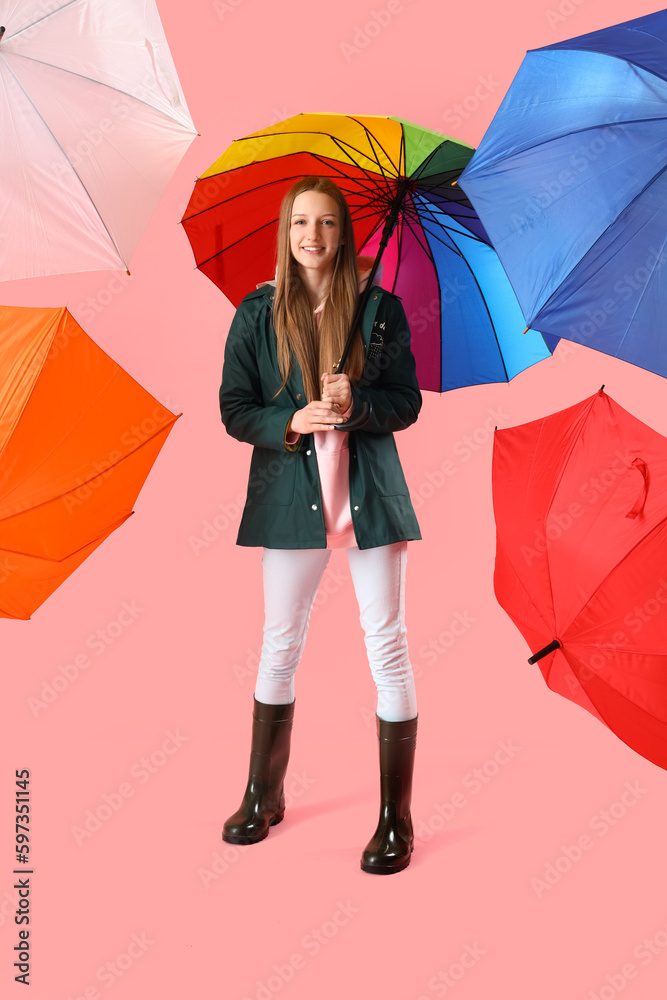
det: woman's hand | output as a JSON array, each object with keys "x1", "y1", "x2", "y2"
[
  {"x1": 289, "y1": 400, "x2": 346, "y2": 434},
  {"x1": 321, "y1": 373, "x2": 353, "y2": 415}
]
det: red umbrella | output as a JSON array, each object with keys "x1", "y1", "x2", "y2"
[{"x1": 493, "y1": 388, "x2": 667, "y2": 769}]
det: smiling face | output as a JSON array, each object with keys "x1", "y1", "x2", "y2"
[{"x1": 289, "y1": 189, "x2": 342, "y2": 279}]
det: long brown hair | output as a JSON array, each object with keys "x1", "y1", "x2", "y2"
[{"x1": 273, "y1": 177, "x2": 365, "y2": 401}]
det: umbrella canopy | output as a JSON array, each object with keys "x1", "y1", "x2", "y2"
[
  {"x1": 181, "y1": 112, "x2": 550, "y2": 392},
  {"x1": 0, "y1": 0, "x2": 197, "y2": 280},
  {"x1": 493, "y1": 388, "x2": 667, "y2": 769},
  {"x1": 0, "y1": 305, "x2": 179, "y2": 619},
  {"x1": 459, "y1": 11, "x2": 667, "y2": 377}
]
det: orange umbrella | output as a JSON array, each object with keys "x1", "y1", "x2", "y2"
[{"x1": 0, "y1": 305, "x2": 180, "y2": 619}]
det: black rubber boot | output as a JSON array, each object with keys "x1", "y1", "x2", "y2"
[
  {"x1": 360, "y1": 715, "x2": 417, "y2": 874},
  {"x1": 222, "y1": 697, "x2": 295, "y2": 845}
]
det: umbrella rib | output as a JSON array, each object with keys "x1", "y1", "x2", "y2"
[
  {"x1": 401, "y1": 197, "x2": 513, "y2": 388},
  {"x1": 390, "y1": 211, "x2": 405, "y2": 295},
  {"x1": 183, "y1": 165, "x2": 375, "y2": 222},
  {"x1": 192, "y1": 202, "x2": 386, "y2": 268},
  {"x1": 537, "y1": 159, "x2": 667, "y2": 326},
  {"x1": 0, "y1": 416, "x2": 179, "y2": 522},
  {"x1": 567, "y1": 512, "x2": 667, "y2": 640},
  {"x1": 0, "y1": 514, "x2": 131, "y2": 563},
  {"x1": 2, "y1": 59, "x2": 128, "y2": 268},
  {"x1": 409, "y1": 194, "x2": 489, "y2": 254},
  {"x1": 185, "y1": 154, "x2": 390, "y2": 224},
  {"x1": 5, "y1": 0, "x2": 81, "y2": 39},
  {"x1": 232, "y1": 126, "x2": 399, "y2": 189},
  {"x1": 476, "y1": 117, "x2": 667, "y2": 164},
  {"x1": 531, "y1": 394, "x2": 601, "y2": 629},
  {"x1": 195, "y1": 217, "x2": 279, "y2": 266},
  {"x1": 4, "y1": 50, "x2": 190, "y2": 129},
  {"x1": 619, "y1": 233, "x2": 667, "y2": 351},
  {"x1": 580, "y1": 669, "x2": 667, "y2": 730},
  {"x1": 433, "y1": 216, "x2": 511, "y2": 382},
  {"x1": 305, "y1": 150, "x2": 394, "y2": 206},
  {"x1": 400, "y1": 207, "x2": 439, "y2": 268},
  {"x1": 323, "y1": 137, "x2": 397, "y2": 208},
  {"x1": 497, "y1": 538, "x2": 554, "y2": 636},
  {"x1": 410, "y1": 139, "x2": 473, "y2": 182},
  {"x1": 355, "y1": 213, "x2": 391, "y2": 255}
]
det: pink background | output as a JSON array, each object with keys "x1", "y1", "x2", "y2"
[{"x1": 3, "y1": 1, "x2": 667, "y2": 997}]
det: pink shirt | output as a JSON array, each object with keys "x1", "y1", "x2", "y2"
[
  {"x1": 311, "y1": 297, "x2": 356, "y2": 548},
  {"x1": 277, "y1": 259, "x2": 378, "y2": 549}
]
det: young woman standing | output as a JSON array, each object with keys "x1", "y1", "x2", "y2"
[{"x1": 219, "y1": 176, "x2": 421, "y2": 874}]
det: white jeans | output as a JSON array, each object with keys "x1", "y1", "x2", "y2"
[{"x1": 254, "y1": 542, "x2": 417, "y2": 722}]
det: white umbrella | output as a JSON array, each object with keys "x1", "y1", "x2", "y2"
[{"x1": 0, "y1": 0, "x2": 197, "y2": 279}]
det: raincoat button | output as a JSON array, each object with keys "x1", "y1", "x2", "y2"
[
  {"x1": 306, "y1": 449, "x2": 312, "y2": 456},
  {"x1": 311, "y1": 504, "x2": 318, "y2": 511},
  {"x1": 354, "y1": 505, "x2": 360, "y2": 511},
  {"x1": 296, "y1": 393, "x2": 301, "y2": 400}
]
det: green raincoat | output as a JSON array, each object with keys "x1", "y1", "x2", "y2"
[{"x1": 219, "y1": 284, "x2": 421, "y2": 549}]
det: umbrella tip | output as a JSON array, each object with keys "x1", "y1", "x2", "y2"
[
  {"x1": 599, "y1": 384, "x2": 605, "y2": 392},
  {"x1": 0, "y1": 26, "x2": 5, "y2": 39},
  {"x1": 450, "y1": 180, "x2": 457, "y2": 187},
  {"x1": 522, "y1": 327, "x2": 529, "y2": 334}
]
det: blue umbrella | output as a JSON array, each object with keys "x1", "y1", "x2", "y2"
[{"x1": 458, "y1": 11, "x2": 667, "y2": 377}]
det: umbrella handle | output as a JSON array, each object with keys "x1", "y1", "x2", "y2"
[
  {"x1": 334, "y1": 400, "x2": 370, "y2": 431},
  {"x1": 528, "y1": 640, "x2": 560, "y2": 664},
  {"x1": 626, "y1": 457, "x2": 648, "y2": 519}
]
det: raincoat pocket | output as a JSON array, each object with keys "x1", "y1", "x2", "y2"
[
  {"x1": 247, "y1": 448, "x2": 296, "y2": 506},
  {"x1": 361, "y1": 435, "x2": 410, "y2": 498}
]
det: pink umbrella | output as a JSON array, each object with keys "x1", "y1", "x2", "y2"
[{"x1": 0, "y1": 0, "x2": 197, "y2": 279}]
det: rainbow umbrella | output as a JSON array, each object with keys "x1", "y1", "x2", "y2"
[{"x1": 181, "y1": 112, "x2": 550, "y2": 392}]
